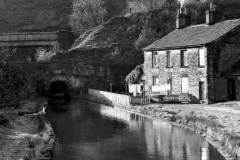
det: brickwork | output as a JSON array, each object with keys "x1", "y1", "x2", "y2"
[
  {"x1": 144, "y1": 24, "x2": 240, "y2": 104},
  {"x1": 144, "y1": 47, "x2": 207, "y2": 103},
  {"x1": 207, "y1": 30, "x2": 240, "y2": 102}
]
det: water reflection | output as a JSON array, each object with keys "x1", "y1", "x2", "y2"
[{"x1": 46, "y1": 100, "x2": 225, "y2": 160}]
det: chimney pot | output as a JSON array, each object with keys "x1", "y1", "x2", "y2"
[
  {"x1": 206, "y1": 3, "x2": 217, "y2": 25},
  {"x1": 176, "y1": 7, "x2": 191, "y2": 29}
]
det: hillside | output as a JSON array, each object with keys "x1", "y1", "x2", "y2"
[
  {"x1": 0, "y1": 0, "x2": 73, "y2": 33},
  {"x1": 59, "y1": 6, "x2": 177, "y2": 65},
  {"x1": 1, "y1": 0, "x2": 240, "y2": 34},
  {"x1": 52, "y1": 6, "x2": 177, "y2": 83}
]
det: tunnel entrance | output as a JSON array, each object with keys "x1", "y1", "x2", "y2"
[{"x1": 48, "y1": 81, "x2": 70, "y2": 105}]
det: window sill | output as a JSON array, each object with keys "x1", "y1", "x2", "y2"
[{"x1": 198, "y1": 66, "x2": 205, "y2": 68}]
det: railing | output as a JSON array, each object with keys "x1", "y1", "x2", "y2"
[
  {"x1": 162, "y1": 95, "x2": 179, "y2": 103},
  {"x1": 130, "y1": 96, "x2": 151, "y2": 105}
]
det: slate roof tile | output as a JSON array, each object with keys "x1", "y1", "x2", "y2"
[{"x1": 144, "y1": 19, "x2": 240, "y2": 50}]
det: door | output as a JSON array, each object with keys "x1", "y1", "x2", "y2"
[
  {"x1": 181, "y1": 77, "x2": 189, "y2": 93},
  {"x1": 199, "y1": 82, "x2": 205, "y2": 101},
  {"x1": 228, "y1": 79, "x2": 236, "y2": 100},
  {"x1": 236, "y1": 77, "x2": 240, "y2": 100}
]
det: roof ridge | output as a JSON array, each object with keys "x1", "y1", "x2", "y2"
[
  {"x1": 144, "y1": 18, "x2": 240, "y2": 51},
  {"x1": 186, "y1": 18, "x2": 240, "y2": 28}
]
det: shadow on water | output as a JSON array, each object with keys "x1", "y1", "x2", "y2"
[
  {"x1": 47, "y1": 80, "x2": 71, "y2": 111},
  {"x1": 46, "y1": 100, "x2": 226, "y2": 160}
]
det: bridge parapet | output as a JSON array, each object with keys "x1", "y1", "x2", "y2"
[
  {"x1": 0, "y1": 31, "x2": 74, "y2": 52},
  {"x1": 0, "y1": 32, "x2": 58, "y2": 42}
]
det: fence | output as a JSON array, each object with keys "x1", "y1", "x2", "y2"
[
  {"x1": 162, "y1": 95, "x2": 179, "y2": 103},
  {"x1": 130, "y1": 96, "x2": 151, "y2": 105}
]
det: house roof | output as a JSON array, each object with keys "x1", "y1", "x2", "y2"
[{"x1": 144, "y1": 19, "x2": 240, "y2": 51}]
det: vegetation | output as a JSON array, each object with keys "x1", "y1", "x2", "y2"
[
  {"x1": 127, "y1": 0, "x2": 176, "y2": 13},
  {"x1": 1, "y1": 0, "x2": 240, "y2": 109},
  {"x1": 125, "y1": 64, "x2": 144, "y2": 84},
  {"x1": 0, "y1": 63, "x2": 50, "y2": 108},
  {"x1": 0, "y1": 0, "x2": 73, "y2": 33},
  {"x1": 70, "y1": 0, "x2": 107, "y2": 34}
]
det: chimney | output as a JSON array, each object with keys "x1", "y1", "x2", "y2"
[
  {"x1": 176, "y1": 7, "x2": 191, "y2": 29},
  {"x1": 206, "y1": 2, "x2": 217, "y2": 25}
]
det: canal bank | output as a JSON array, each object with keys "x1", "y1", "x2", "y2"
[
  {"x1": 46, "y1": 99, "x2": 226, "y2": 160},
  {"x1": 0, "y1": 98, "x2": 54, "y2": 160},
  {"x1": 114, "y1": 102, "x2": 240, "y2": 160},
  {"x1": 87, "y1": 89, "x2": 240, "y2": 160}
]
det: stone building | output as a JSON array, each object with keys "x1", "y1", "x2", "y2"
[{"x1": 143, "y1": 6, "x2": 240, "y2": 103}]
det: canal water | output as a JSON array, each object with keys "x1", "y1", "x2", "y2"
[{"x1": 46, "y1": 100, "x2": 225, "y2": 160}]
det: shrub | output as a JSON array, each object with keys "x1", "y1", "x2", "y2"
[{"x1": 0, "y1": 62, "x2": 50, "y2": 108}]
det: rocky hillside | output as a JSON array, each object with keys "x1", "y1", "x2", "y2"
[
  {"x1": 68, "y1": 4, "x2": 177, "y2": 64},
  {"x1": 52, "y1": 6, "x2": 177, "y2": 82}
]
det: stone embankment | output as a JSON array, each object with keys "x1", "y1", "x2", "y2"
[
  {"x1": 0, "y1": 98, "x2": 54, "y2": 160},
  {"x1": 116, "y1": 102, "x2": 240, "y2": 160}
]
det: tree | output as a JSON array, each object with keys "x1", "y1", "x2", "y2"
[{"x1": 70, "y1": 0, "x2": 107, "y2": 35}]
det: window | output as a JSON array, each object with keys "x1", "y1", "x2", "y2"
[
  {"x1": 180, "y1": 50, "x2": 188, "y2": 67},
  {"x1": 198, "y1": 48, "x2": 205, "y2": 67},
  {"x1": 152, "y1": 51, "x2": 158, "y2": 67},
  {"x1": 167, "y1": 78, "x2": 172, "y2": 95},
  {"x1": 166, "y1": 51, "x2": 172, "y2": 68},
  {"x1": 153, "y1": 76, "x2": 159, "y2": 86}
]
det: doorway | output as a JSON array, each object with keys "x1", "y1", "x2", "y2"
[
  {"x1": 199, "y1": 82, "x2": 205, "y2": 101},
  {"x1": 181, "y1": 77, "x2": 189, "y2": 93},
  {"x1": 228, "y1": 79, "x2": 236, "y2": 100}
]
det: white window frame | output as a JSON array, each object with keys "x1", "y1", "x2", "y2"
[
  {"x1": 198, "y1": 48, "x2": 205, "y2": 67},
  {"x1": 166, "y1": 51, "x2": 172, "y2": 68},
  {"x1": 152, "y1": 51, "x2": 158, "y2": 67},
  {"x1": 180, "y1": 50, "x2": 188, "y2": 67},
  {"x1": 153, "y1": 76, "x2": 160, "y2": 86}
]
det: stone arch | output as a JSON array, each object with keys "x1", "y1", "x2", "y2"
[{"x1": 48, "y1": 76, "x2": 72, "y2": 90}]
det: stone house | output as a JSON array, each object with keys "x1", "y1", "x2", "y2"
[{"x1": 143, "y1": 6, "x2": 240, "y2": 104}]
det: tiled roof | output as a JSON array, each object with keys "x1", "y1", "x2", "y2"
[{"x1": 144, "y1": 19, "x2": 240, "y2": 51}]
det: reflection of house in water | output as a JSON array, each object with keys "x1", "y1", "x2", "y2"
[
  {"x1": 144, "y1": 120, "x2": 207, "y2": 160},
  {"x1": 99, "y1": 106, "x2": 148, "y2": 131},
  {"x1": 100, "y1": 107, "x2": 131, "y2": 123}
]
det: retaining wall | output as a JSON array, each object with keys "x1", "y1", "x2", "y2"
[{"x1": 88, "y1": 89, "x2": 130, "y2": 107}]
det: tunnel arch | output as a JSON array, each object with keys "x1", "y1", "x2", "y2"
[{"x1": 48, "y1": 80, "x2": 71, "y2": 102}]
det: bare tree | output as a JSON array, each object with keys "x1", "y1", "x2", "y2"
[{"x1": 70, "y1": 0, "x2": 107, "y2": 34}]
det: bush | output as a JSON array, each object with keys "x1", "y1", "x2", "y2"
[{"x1": 0, "y1": 63, "x2": 50, "y2": 108}]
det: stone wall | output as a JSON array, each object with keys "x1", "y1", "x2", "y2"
[
  {"x1": 207, "y1": 29, "x2": 240, "y2": 102},
  {"x1": 7, "y1": 61, "x2": 112, "y2": 97},
  {"x1": 88, "y1": 89, "x2": 131, "y2": 107},
  {"x1": 48, "y1": 61, "x2": 111, "y2": 91},
  {"x1": 144, "y1": 47, "x2": 207, "y2": 103}
]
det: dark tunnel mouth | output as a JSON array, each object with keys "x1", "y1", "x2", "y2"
[{"x1": 48, "y1": 81, "x2": 71, "y2": 101}]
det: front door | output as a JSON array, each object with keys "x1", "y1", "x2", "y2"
[
  {"x1": 236, "y1": 76, "x2": 240, "y2": 100},
  {"x1": 228, "y1": 79, "x2": 236, "y2": 100},
  {"x1": 199, "y1": 82, "x2": 205, "y2": 101},
  {"x1": 181, "y1": 77, "x2": 189, "y2": 93}
]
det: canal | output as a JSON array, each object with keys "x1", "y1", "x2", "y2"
[{"x1": 46, "y1": 100, "x2": 225, "y2": 160}]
